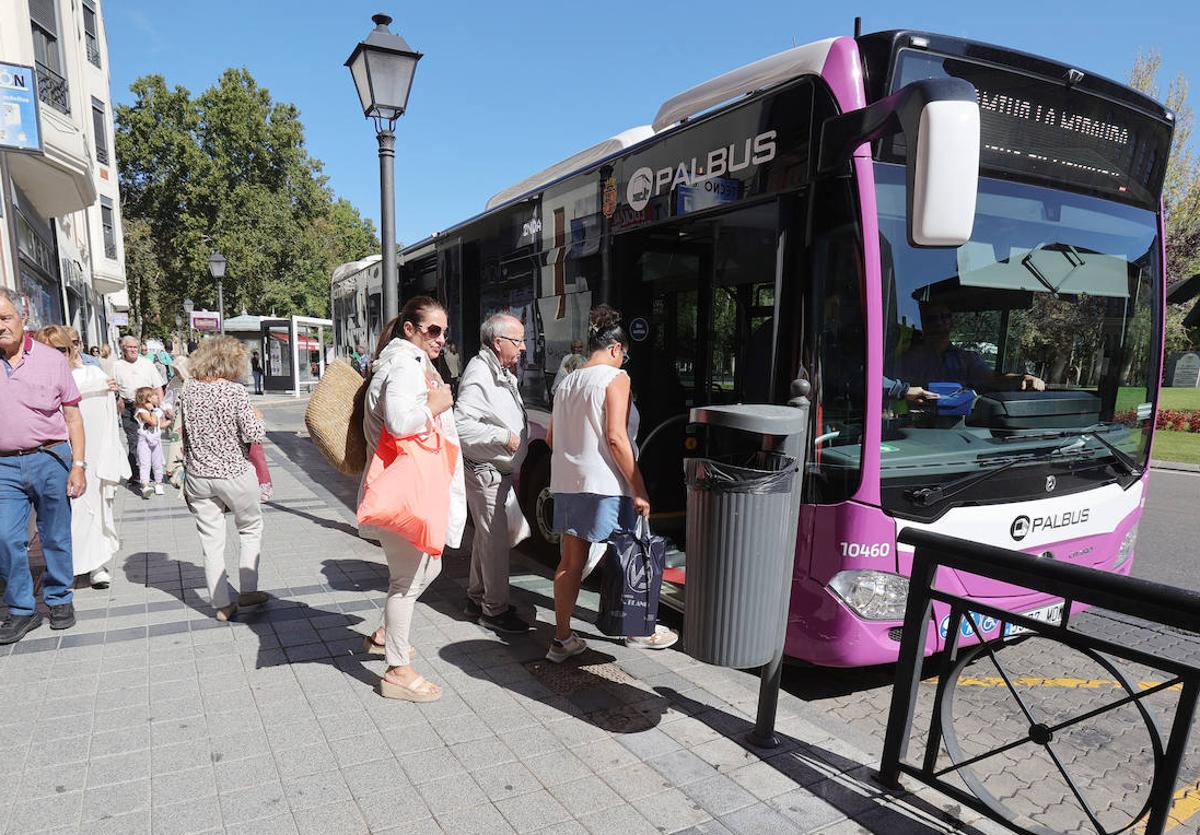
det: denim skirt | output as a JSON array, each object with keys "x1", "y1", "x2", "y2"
[{"x1": 552, "y1": 492, "x2": 636, "y2": 542}]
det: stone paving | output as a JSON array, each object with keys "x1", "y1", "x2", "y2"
[
  {"x1": 795, "y1": 613, "x2": 1200, "y2": 834},
  {"x1": 0, "y1": 398, "x2": 1186, "y2": 834}
]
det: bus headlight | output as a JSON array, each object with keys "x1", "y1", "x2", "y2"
[
  {"x1": 828, "y1": 570, "x2": 910, "y2": 621},
  {"x1": 1114, "y1": 524, "x2": 1138, "y2": 569}
]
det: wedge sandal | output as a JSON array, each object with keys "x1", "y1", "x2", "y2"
[{"x1": 379, "y1": 674, "x2": 441, "y2": 702}]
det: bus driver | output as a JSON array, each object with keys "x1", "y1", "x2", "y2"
[{"x1": 894, "y1": 302, "x2": 1046, "y2": 394}]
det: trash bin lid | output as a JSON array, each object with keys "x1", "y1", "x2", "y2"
[{"x1": 689, "y1": 404, "x2": 808, "y2": 437}]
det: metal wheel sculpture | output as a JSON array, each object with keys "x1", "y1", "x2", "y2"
[{"x1": 940, "y1": 634, "x2": 1165, "y2": 835}]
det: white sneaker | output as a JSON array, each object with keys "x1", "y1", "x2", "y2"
[
  {"x1": 141, "y1": 485, "x2": 153, "y2": 499},
  {"x1": 546, "y1": 634, "x2": 588, "y2": 664},
  {"x1": 90, "y1": 568, "x2": 111, "y2": 589},
  {"x1": 154, "y1": 483, "x2": 164, "y2": 495},
  {"x1": 626, "y1": 624, "x2": 679, "y2": 650}
]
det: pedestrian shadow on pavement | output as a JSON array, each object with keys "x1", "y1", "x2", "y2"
[
  {"x1": 438, "y1": 637, "x2": 671, "y2": 734},
  {"x1": 124, "y1": 550, "x2": 212, "y2": 614},
  {"x1": 321, "y1": 558, "x2": 389, "y2": 593},
  {"x1": 125, "y1": 551, "x2": 383, "y2": 690},
  {"x1": 264, "y1": 500, "x2": 361, "y2": 538},
  {"x1": 654, "y1": 686, "x2": 996, "y2": 834},
  {"x1": 265, "y1": 429, "x2": 360, "y2": 515}
]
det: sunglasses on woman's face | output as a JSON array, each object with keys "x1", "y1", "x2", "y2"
[
  {"x1": 54, "y1": 345, "x2": 69, "y2": 354},
  {"x1": 417, "y1": 324, "x2": 448, "y2": 339}
]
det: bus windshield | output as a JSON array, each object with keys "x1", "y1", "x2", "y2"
[{"x1": 874, "y1": 162, "x2": 1160, "y2": 518}]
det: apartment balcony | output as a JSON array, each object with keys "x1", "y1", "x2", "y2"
[
  {"x1": 6, "y1": 79, "x2": 97, "y2": 218},
  {"x1": 35, "y1": 61, "x2": 70, "y2": 117}
]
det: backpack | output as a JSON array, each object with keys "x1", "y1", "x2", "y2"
[{"x1": 304, "y1": 358, "x2": 368, "y2": 476}]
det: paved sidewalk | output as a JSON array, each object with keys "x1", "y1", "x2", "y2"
[{"x1": 0, "y1": 407, "x2": 1005, "y2": 835}]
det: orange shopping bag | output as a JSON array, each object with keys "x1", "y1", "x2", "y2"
[{"x1": 357, "y1": 425, "x2": 459, "y2": 556}]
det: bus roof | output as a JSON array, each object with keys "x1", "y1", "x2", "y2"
[
  {"x1": 480, "y1": 37, "x2": 843, "y2": 213},
  {"x1": 409, "y1": 36, "x2": 848, "y2": 249},
  {"x1": 485, "y1": 126, "x2": 655, "y2": 211},
  {"x1": 652, "y1": 38, "x2": 837, "y2": 132},
  {"x1": 331, "y1": 253, "x2": 381, "y2": 284},
  {"x1": 399, "y1": 28, "x2": 1173, "y2": 262}
]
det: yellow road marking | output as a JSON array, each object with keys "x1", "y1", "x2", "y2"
[
  {"x1": 1134, "y1": 780, "x2": 1200, "y2": 833},
  {"x1": 936, "y1": 676, "x2": 1182, "y2": 691}
]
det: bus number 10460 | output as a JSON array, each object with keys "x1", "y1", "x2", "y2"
[{"x1": 840, "y1": 542, "x2": 891, "y2": 559}]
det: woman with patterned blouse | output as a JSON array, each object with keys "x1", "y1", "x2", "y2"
[{"x1": 179, "y1": 337, "x2": 268, "y2": 621}]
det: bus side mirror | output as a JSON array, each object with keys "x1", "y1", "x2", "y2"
[
  {"x1": 818, "y1": 77, "x2": 980, "y2": 247},
  {"x1": 910, "y1": 100, "x2": 979, "y2": 246}
]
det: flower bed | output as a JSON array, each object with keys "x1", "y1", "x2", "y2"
[{"x1": 1115, "y1": 408, "x2": 1200, "y2": 433}]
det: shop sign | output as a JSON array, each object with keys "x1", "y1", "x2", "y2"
[
  {"x1": 190, "y1": 312, "x2": 221, "y2": 332},
  {"x1": 0, "y1": 63, "x2": 42, "y2": 153}
]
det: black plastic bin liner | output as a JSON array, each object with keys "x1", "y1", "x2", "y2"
[{"x1": 683, "y1": 452, "x2": 800, "y2": 668}]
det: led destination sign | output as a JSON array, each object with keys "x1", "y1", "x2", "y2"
[{"x1": 888, "y1": 50, "x2": 1171, "y2": 207}]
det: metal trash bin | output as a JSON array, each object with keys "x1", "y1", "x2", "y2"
[{"x1": 683, "y1": 404, "x2": 808, "y2": 669}]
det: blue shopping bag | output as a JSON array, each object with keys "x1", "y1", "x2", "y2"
[{"x1": 596, "y1": 517, "x2": 666, "y2": 638}]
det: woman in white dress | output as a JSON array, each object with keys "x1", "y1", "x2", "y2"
[{"x1": 34, "y1": 326, "x2": 130, "y2": 588}]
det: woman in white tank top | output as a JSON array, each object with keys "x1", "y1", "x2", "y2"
[{"x1": 544, "y1": 306, "x2": 650, "y2": 663}]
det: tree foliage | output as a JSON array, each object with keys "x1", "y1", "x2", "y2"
[
  {"x1": 1128, "y1": 51, "x2": 1200, "y2": 351},
  {"x1": 116, "y1": 69, "x2": 377, "y2": 337}
]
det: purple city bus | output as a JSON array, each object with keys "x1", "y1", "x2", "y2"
[{"x1": 336, "y1": 30, "x2": 1173, "y2": 667}]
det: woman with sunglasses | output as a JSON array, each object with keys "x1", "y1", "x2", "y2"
[
  {"x1": 544, "y1": 305, "x2": 675, "y2": 662},
  {"x1": 358, "y1": 295, "x2": 466, "y2": 701},
  {"x1": 33, "y1": 326, "x2": 128, "y2": 589}
]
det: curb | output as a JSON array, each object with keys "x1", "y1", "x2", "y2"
[{"x1": 1151, "y1": 459, "x2": 1200, "y2": 473}]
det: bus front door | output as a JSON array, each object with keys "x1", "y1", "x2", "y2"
[{"x1": 615, "y1": 202, "x2": 784, "y2": 610}]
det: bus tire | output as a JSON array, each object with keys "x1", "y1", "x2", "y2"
[{"x1": 518, "y1": 446, "x2": 560, "y2": 561}]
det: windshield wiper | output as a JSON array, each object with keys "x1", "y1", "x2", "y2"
[
  {"x1": 1020, "y1": 251, "x2": 1059, "y2": 294},
  {"x1": 1020, "y1": 243, "x2": 1087, "y2": 295},
  {"x1": 1010, "y1": 423, "x2": 1143, "y2": 478},
  {"x1": 905, "y1": 438, "x2": 1087, "y2": 508}
]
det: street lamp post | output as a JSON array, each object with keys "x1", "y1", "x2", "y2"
[
  {"x1": 346, "y1": 13, "x2": 422, "y2": 323},
  {"x1": 207, "y1": 252, "x2": 227, "y2": 335}
]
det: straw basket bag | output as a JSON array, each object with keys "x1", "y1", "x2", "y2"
[{"x1": 304, "y1": 358, "x2": 368, "y2": 476}]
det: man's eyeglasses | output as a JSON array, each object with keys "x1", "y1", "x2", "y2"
[{"x1": 496, "y1": 336, "x2": 526, "y2": 347}]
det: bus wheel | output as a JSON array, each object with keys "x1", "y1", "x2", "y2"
[{"x1": 519, "y1": 451, "x2": 560, "y2": 560}]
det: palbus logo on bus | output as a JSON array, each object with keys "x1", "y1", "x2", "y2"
[{"x1": 624, "y1": 130, "x2": 778, "y2": 212}]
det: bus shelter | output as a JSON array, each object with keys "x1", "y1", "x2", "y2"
[{"x1": 259, "y1": 315, "x2": 333, "y2": 397}]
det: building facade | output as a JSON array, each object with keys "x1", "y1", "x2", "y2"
[{"x1": 0, "y1": 0, "x2": 125, "y2": 348}]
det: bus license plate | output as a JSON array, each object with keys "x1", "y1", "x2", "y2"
[{"x1": 1003, "y1": 602, "x2": 1064, "y2": 637}]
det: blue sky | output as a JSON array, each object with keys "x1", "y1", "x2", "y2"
[{"x1": 106, "y1": 0, "x2": 1199, "y2": 248}]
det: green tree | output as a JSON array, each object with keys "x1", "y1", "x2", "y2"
[
  {"x1": 115, "y1": 69, "x2": 377, "y2": 333},
  {"x1": 1128, "y1": 51, "x2": 1200, "y2": 351},
  {"x1": 122, "y1": 217, "x2": 160, "y2": 339}
]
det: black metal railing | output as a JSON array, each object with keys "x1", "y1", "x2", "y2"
[
  {"x1": 86, "y1": 35, "x2": 101, "y2": 68},
  {"x1": 35, "y1": 61, "x2": 69, "y2": 116},
  {"x1": 96, "y1": 144, "x2": 109, "y2": 166},
  {"x1": 879, "y1": 528, "x2": 1200, "y2": 835}
]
